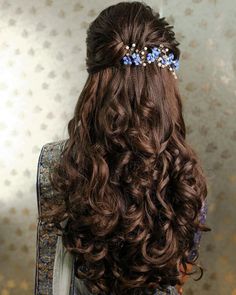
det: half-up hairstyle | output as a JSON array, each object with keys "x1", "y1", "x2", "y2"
[{"x1": 40, "y1": 1, "x2": 211, "y2": 294}]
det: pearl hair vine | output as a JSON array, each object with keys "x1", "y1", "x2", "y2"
[{"x1": 121, "y1": 43, "x2": 180, "y2": 79}]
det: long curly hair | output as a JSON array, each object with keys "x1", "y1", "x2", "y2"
[{"x1": 40, "y1": 2, "x2": 211, "y2": 294}]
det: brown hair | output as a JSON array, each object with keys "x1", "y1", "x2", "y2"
[{"x1": 40, "y1": 2, "x2": 211, "y2": 294}]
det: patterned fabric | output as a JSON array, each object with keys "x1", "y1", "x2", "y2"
[
  {"x1": 34, "y1": 139, "x2": 74, "y2": 295},
  {"x1": 188, "y1": 198, "x2": 208, "y2": 261},
  {"x1": 35, "y1": 139, "x2": 207, "y2": 295}
]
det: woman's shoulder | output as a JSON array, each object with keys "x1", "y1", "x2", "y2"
[
  {"x1": 38, "y1": 138, "x2": 68, "y2": 165},
  {"x1": 36, "y1": 137, "x2": 68, "y2": 205}
]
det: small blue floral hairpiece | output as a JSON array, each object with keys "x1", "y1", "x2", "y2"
[{"x1": 121, "y1": 43, "x2": 179, "y2": 79}]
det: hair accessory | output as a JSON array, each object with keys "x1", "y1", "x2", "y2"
[{"x1": 121, "y1": 43, "x2": 179, "y2": 79}]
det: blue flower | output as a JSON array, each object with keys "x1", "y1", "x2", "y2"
[
  {"x1": 147, "y1": 52, "x2": 155, "y2": 63},
  {"x1": 168, "y1": 52, "x2": 174, "y2": 61},
  {"x1": 131, "y1": 53, "x2": 142, "y2": 65},
  {"x1": 122, "y1": 55, "x2": 132, "y2": 65},
  {"x1": 151, "y1": 47, "x2": 161, "y2": 58},
  {"x1": 171, "y1": 59, "x2": 180, "y2": 70},
  {"x1": 160, "y1": 52, "x2": 174, "y2": 66},
  {"x1": 165, "y1": 52, "x2": 174, "y2": 65},
  {"x1": 161, "y1": 57, "x2": 168, "y2": 65}
]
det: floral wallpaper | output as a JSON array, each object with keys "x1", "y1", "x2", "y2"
[{"x1": 0, "y1": 0, "x2": 235, "y2": 294}]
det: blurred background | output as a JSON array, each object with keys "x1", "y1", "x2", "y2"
[{"x1": 0, "y1": 0, "x2": 235, "y2": 294}]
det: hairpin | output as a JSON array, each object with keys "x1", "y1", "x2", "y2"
[{"x1": 121, "y1": 43, "x2": 179, "y2": 79}]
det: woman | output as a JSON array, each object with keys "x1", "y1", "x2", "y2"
[{"x1": 34, "y1": 2, "x2": 211, "y2": 295}]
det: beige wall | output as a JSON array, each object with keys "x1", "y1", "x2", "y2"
[{"x1": 0, "y1": 0, "x2": 235, "y2": 294}]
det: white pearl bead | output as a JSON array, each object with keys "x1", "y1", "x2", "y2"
[
  {"x1": 144, "y1": 46, "x2": 147, "y2": 50},
  {"x1": 132, "y1": 43, "x2": 136, "y2": 47},
  {"x1": 125, "y1": 45, "x2": 129, "y2": 49}
]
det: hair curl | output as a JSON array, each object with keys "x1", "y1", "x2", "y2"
[{"x1": 40, "y1": 2, "x2": 211, "y2": 294}]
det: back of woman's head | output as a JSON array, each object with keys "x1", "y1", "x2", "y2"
[{"x1": 43, "y1": 1, "x2": 211, "y2": 294}]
